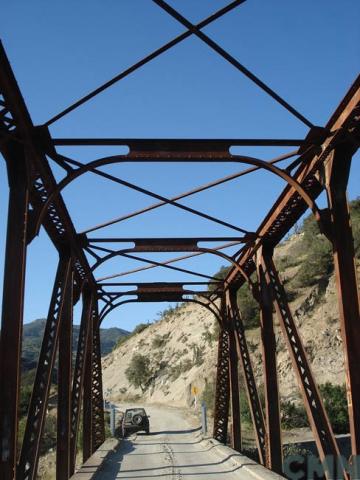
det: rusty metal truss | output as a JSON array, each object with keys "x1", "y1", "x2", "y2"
[{"x1": 0, "y1": 2, "x2": 359, "y2": 479}]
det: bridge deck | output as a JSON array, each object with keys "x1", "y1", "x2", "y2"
[{"x1": 71, "y1": 405, "x2": 284, "y2": 479}]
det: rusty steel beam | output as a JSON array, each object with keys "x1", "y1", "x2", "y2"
[
  {"x1": 263, "y1": 253, "x2": 347, "y2": 479},
  {"x1": 0, "y1": 41, "x2": 96, "y2": 289},
  {"x1": 93, "y1": 240, "x2": 241, "y2": 282},
  {"x1": 56, "y1": 266, "x2": 74, "y2": 480},
  {"x1": 70, "y1": 289, "x2": 94, "y2": 475},
  {"x1": 69, "y1": 291, "x2": 93, "y2": 475},
  {"x1": 0, "y1": 147, "x2": 29, "y2": 480},
  {"x1": 18, "y1": 255, "x2": 72, "y2": 480},
  {"x1": 152, "y1": 0, "x2": 313, "y2": 128},
  {"x1": 53, "y1": 138, "x2": 304, "y2": 147},
  {"x1": 213, "y1": 317, "x2": 231, "y2": 444},
  {"x1": 225, "y1": 293, "x2": 241, "y2": 452},
  {"x1": 88, "y1": 236, "x2": 247, "y2": 245},
  {"x1": 228, "y1": 289, "x2": 267, "y2": 466},
  {"x1": 98, "y1": 281, "x2": 220, "y2": 287},
  {"x1": 223, "y1": 75, "x2": 360, "y2": 290},
  {"x1": 43, "y1": 153, "x2": 249, "y2": 235},
  {"x1": 90, "y1": 319, "x2": 106, "y2": 452},
  {"x1": 44, "y1": 1, "x2": 246, "y2": 126},
  {"x1": 83, "y1": 303, "x2": 94, "y2": 462},
  {"x1": 324, "y1": 145, "x2": 360, "y2": 457},
  {"x1": 257, "y1": 248, "x2": 282, "y2": 472},
  {"x1": 80, "y1": 150, "x2": 296, "y2": 235}
]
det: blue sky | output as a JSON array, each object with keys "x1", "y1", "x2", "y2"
[{"x1": 0, "y1": 1, "x2": 359, "y2": 331}]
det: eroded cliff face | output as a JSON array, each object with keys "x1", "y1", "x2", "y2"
[{"x1": 102, "y1": 234, "x2": 351, "y2": 407}]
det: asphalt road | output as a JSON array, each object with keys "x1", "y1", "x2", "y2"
[{"x1": 92, "y1": 404, "x2": 258, "y2": 479}]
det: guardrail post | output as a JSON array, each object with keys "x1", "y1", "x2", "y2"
[
  {"x1": 201, "y1": 401, "x2": 208, "y2": 435},
  {"x1": 110, "y1": 406, "x2": 116, "y2": 437}
]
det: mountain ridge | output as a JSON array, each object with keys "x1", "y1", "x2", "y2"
[{"x1": 22, "y1": 318, "x2": 129, "y2": 371}]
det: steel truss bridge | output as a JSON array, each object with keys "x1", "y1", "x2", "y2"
[{"x1": 0, "y1": 1, "x2": 359, "y2": 479}]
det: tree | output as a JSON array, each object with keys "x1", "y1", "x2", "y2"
[
  {"x1": 320, "y1": 382, "x2": 349, "y2": 434},
  {"x1": 125, "y1": 354, "x2": 152, "y2": 393}
]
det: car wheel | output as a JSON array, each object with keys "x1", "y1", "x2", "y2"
[{"x1": 132, "y1": 414, "x2": 143, "y2": 426}]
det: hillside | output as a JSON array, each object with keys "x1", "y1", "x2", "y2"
[
  {"x1": 102, "y1": 200, "x2": 360, "y2": 425},
  {"x1": 22, "y1": 319, "x2": 129, "y2": 370}
]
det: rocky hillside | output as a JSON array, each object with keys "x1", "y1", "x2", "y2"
[{"x1": 102, "y1": 201, "x2": 360, "y2": 409}]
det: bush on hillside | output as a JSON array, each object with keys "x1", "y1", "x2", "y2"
[
  {"x1": 201, "y1": 321, "x2": 219, "y2": 345},
  {"x1": 236, "y1": 284, "x2": 259, "y2": 330},
  {"x1": 320, "y1": 382, "x2": 349, "y2": 434},
  {"x1": 292, "y1": 215, "x2": 333, "y2": 288},
  {"x1": 133, "y1": 323, "x2": 150, "y2": 335},
  {"x1": 152, "y1": 333, "x2": 170, "y2": 349},
  {"x1": 209, "y1": 266, "x2": 259, "y2": 330},
  {"x1": 281, "y1": 400, "x2": 309, "y2": 429},
  {"x1": 350, "y1": 197, "x2": 360, "y2": 256},
  {"x1": 125, "y1": 354, "x2": 152, "y2": 393},
  {"x1": 113, "y1": 323, "x2": 149, "y2": 350}
]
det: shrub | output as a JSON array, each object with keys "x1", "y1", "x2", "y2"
[
  {"x1": 114, "y1": 336, "x2": 128, "y2": 349},
  {"x1": 168, "y1": 359, "x2": 193, "y2": 380},
  {"x1": 152, "y1": 333, "x2": 170, "y2": 349},
  {"x1": 41, "y1": 415, "x2": 57, "y2": 454},
  {"x1": 125, "y1": 354, "x2": 152, "y2": 393},
  {"x1": 208, "y1": 266, "x2": 230, "y2": 291},
  {"x1": 113, "y1": 323, "x2": 149, "y2": 351},
  {"x1": 133, "y1": 323, "x2": 150, "y2": 335},
  {"x1": 320, "y1": 382, "x2": 349, "y2": 434},
  {"x1": 281, "y1": 400, "x2": 309, "y2": 429},
  {"x1": 237, "y1": 284, "x2": 259, "y2": 330},
  {"x1": 190, "y1": 344, "x2": 204, "y2": 366},
  {"x1": 19, "y1": 384, "x2": 33, "y2": 417},
  {"x1": 201, "y1": 321, "x2": 219, "y2": 345},
  {"x1": 350, "y1": 197, "x2": 360, "y2": 256},
  {"x1": 291, "y1": 215, "x2": 332, "y2": 288}
]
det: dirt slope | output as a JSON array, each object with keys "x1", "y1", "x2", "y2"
[{"x1": 102, "y1": 234, "x2": 351, "y2": 407}]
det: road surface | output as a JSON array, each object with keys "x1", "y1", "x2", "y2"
[{"x1": 85, "y1": 404, "x2": 275, "y2": 480}]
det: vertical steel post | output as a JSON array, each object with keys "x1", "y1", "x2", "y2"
[
  {"x1": 213, "y1": 300, "x2": 230, "y2": 444},
  {"x1": 225, "y1": 292, "x2": 241, "y2": 452},
  {"x1": 228, "y1": 329, "x2": 241, "y2": 451},
  {"x1": 91, "y1": 311, "x2": 106, "y2": 451},
  {"x1": 56, "y1": 266, "x2": 74, "y2": 480},
  {"x1": 262, "y1": 252, "x2": 347, "y2": 478},
  {"x1": 82, "y1": 303, "x2": 94, "y2": 462},
  {"x1": 324, "y1": 146, "x2": 360, "y2": 457},
  {"x1": 0, "y1": 149, "x2": 29, "y2": 480},
  {"x1": 18, "y1": 254, "x2": 72, "y2": 480},
  {"x1": 228, "y1": 288, "x2": 267, "y2": 465},
  {"x1": 69, "y1": 290, "x2": 93, "y2": 475},
  {"x1": 257, "y1": 248, "x2": 282, "y2": 473}
]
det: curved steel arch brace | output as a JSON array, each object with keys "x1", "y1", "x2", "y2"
[
  {"x1": 98, "y1": 295, "x2": 222, "y2": 326},
  {"x1": 90, "y1": 246, "x2": 255, "y2": 297},
  {"x1": 35, "y1": 151, "x2": 323, "y2": 236}
]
